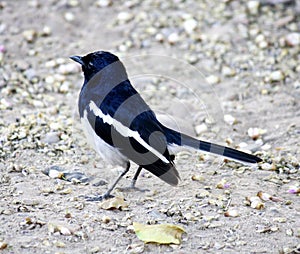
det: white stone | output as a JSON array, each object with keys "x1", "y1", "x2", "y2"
[
  {"x1": 167, "y1": 32, "x2": 180, "y2": 44},
  {"x1": 64, "y1": 12, "x2": 75, "y2": 22},
  {"x1": 222, "y1": 66, "x2": 236, "y2": 77},
  {"x1": 183, "y1": 19, "x2": 197, "y2": 34},
  {"x1": 270, "y1": 70, "x2": 284, "y2": 82},
  {"x1": 117, "y1": 12, "x2": 133, "y2": 23},
  {"x1": 95, "y1": 0, "x2": 111, "y2": 7},
  {"x1": 206, "y1": 75, "x2": 220, "y2": 85},
  {"x1": 224, "y1": 114, "x2": 237, "y2": 125},
  {"x1": 247, "y1": 1, "x2": 260, "y2": 15},
  {"x1": 195, "y1": 123, "x2": 208, "y2": 135},
  {"x1": 285, "y1": 33, "x2": 300, "y2": 47}
]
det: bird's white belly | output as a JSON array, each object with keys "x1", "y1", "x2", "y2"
[{"x1": 80, "y1": 111, "x2": 127, "y2": 166}]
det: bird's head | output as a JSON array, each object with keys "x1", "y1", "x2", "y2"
[{"x1": 70, "y1": 51, "x2": 120, "y2": 80}]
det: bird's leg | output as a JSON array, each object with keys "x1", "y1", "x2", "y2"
[
  {"x1": 104, "y1": 161, "x2": 131, "y2": 198},
  {"x1": 130, "y1": 166, "x2": 142, "y2": 188},
  {"x1": 86, "y1": 161, "x2": 131, "y2": 201},
  {"x1": 117, "y1": 166, "x2": 149, "y2": 193}
]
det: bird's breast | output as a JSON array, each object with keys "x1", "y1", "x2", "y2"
[{"x1": 80, "y1": 109, "x2": 128, "y2": 167}]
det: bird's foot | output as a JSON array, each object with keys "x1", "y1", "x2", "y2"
[{"x1": 83, "y1": 193, "x2": 114, "y2": 201}]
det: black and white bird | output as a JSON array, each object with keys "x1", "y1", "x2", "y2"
[{"x1": 70, "y1": 51, "x2": 262, "y2": 200}]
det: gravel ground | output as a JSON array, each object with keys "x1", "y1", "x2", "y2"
[{"x1": 0, "y1": 0, "x2": 299, "y2": 253}]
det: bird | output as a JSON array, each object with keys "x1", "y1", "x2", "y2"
[{"x1": 70, "y1": 51, "x2": 262, "y2": 201}]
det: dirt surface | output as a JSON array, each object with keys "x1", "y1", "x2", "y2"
[{"x1": 0, "y1": 0, "x2": 299, "y2": 253}]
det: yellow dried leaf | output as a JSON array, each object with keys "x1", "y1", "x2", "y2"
[
  {"x1": 99, "y1": 197, "x2": 128, "y2": 210},
  {"x1": 133, "y1": 222, "x2": 185, "y2": 245}
]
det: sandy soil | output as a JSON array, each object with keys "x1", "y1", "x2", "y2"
[{"x1": 0, "y1": 1, "x2": 299, "y2": 253}]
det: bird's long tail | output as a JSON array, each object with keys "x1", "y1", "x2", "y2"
[{"x1": 163, "y1": 127, "x2": 262, "y2": 164}]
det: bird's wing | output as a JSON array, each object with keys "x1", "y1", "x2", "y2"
[{"x1": 85, "y1": 86, "x2": 180, "y2": 185}]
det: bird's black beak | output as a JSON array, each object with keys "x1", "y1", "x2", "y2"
[{"x1": 70, "y1": 55, "x2": 84, "y2": 65}]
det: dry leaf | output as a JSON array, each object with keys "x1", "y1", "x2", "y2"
[
  {"x1": 133, "y1": 222, "x2": 185, "y2": 245},
  {"x1": 99, "y1": 197, "x2": 128, "y2": 210}
]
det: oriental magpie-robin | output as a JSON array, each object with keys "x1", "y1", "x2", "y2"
[{"x1": 70, "y1": 51, "x2": 262, "y2": 200}]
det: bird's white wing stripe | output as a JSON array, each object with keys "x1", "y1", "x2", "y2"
[{"x1": 89, "y1": 101, "x2": 169, "y2": 164}]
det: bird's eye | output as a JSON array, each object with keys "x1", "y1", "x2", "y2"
[{"x1": 88, "y1": 62, "x2": 94, "y2": 68}]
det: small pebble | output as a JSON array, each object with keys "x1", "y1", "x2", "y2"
[
  {"x1": 196, "y1": 190, "x2": 210, "y2": 198},
  {"x1": 258, "y1": 40, "x2": 268, "y2": 49},
  {"x1": 95, "y1": 0, "x2": 112, "y2": 7},
  {"x1": 168, "y1": 32, "x2": 180, "y2": 45},
  {"x1": 261, "y1": 143, "x2": 271, "y2": 150},
  {"x1": 126, "y1": 243, "x2": 144, "y2": 254},
  {"x1": 247, "y1": 196, "x2": 265, "y2": 210},
  {"x1": 247, "y1": 1, "x2": 260, "y2": 15},
  {"x1": 24, "y1": 68, "x2": 36, "y2": 81},
  {"x1": 27, "y1": 0, "x2": 40, "y2": 8},
  {"x1": 191, "y1": 174, "x2": 205, "y2": 182},
  {"x1": 287, "y1": 186, "x2": 300, "y2": 194},
  {"x1": 101, "y1": 215, "x2": 111, "y2": 223},
  {"x1": 14, "y1": 59, "x2": 30, "y2": 71},
  {"x1": 206, "y1": 75, "x2": 220, "y2": 85},
  {"x1": 45, "y1": 75, "x2": 55, "y2": 84},
  {"x1": 185, "y1": 54, "x2": 198, "y2": 64},
  {"x1": 67, "y1": 0, "x2": 79, "y2": 7},
  {"x1": 222, "y1": 66, "x2": 236, "y2": 77},
  {"x1": 0, "y1": 98, "x2": 12, "y2": 110},
  {"x1": 41, "y1": 132, "x2": 60, "y2": 144},
  {"x1": 183, "y1": 18, "x2": 197, "y2": 34},
  {"x1": 64, "y1": 12, "x2": 75, "y2": 22},
  {"x1": 49, "y1": 122, "x2": 61, "y2": 131},
  {"x1": 41, "y1": 26, "x2": 52, "y2": 36},
  {"x1": 285, "y1": 33, "x2": 300, "y2": 47},
  {"x1": 255, "y1": 34, "x2": 268, "y2": 48},
  {"x1": 273, "y1": 217, "x2": 287, "y2": 223},
  {"x1": 195, "y1": 123, "x2": 208, "y2": 135},
  {"x1": 58, "y1": 63, "x2": 79, "y2": 75},
  {"x1": 255, "y1": 34, "x2": 265, "y2": 44},
  {"x1": 155, "y1": 33, "x2": 164, "y2": 42},
  {"x1": 90, "y1": 246, "x2": 101, "y2": 253},
  {"x1": 0, "y1": 242, "x2": 8, "y2": 250},
  {"x1": 216, "y1": 179, "x2": 230, "y2": 189},
  {"x1": 118, "y1": 44, "x2": 128, "y2": 52},
  {"x1": 54, "y1": 241, "x2": 66, "y2": 248},
  {"x1": 0, "y1": 45, "x2": 5, "y2": 53},
  {"x1": 59, "y1": 81, "x2": 70, "y2": 93},
  {"x1": 117, "y1": 12, "x2": 133, "y2": 23},
  {"x1": 23, "y1": 29, "x2": 37, "y2": 43},
  {"x1": 224, "y1": 209, "x2": 239, "y2": 217},
  {"x1": 45, "y1": 59, "x2": 57, "y2": 68},
  {"x1": 269, "y1": 70, "x2": 284, "y2": 82},
  {"x1": 247, "y1": 127, "x2": 266, "y2": 140},
  {"x1": 260, "y1": 162, "x2": 276, "y2": 171},
  {"x1": 286, "y1": 229, "x2": 293, "y2": 236},
  {"x1": 224, "y1": 114, "x2": 237, "y2": 125}
]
